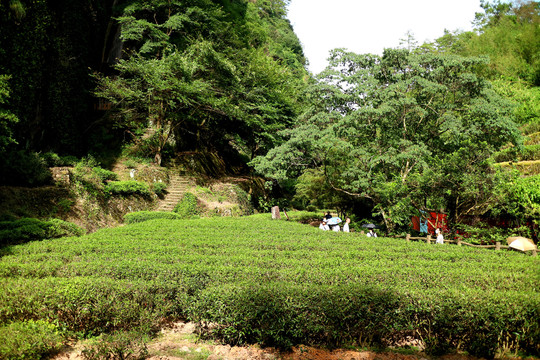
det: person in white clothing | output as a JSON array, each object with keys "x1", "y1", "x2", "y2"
[
  {"x1": 332, "y1": 224, "x2": 340, "y2": 232},
  {"x1": 343, "y1": 218, "x2": 351, "y2": 232},
  {"x1": 435, "y1": 228, "x2": 444, "y2": 244},
  {"x1": 319, "y1": 219, "x2": 330, "y2": 231},
  {"x1": 367, "y1": 229, "x2": 377, "y2": 237}
]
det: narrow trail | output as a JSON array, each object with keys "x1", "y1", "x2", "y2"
[{"x1": 156, "y1": 174, "x2": 191, "y2": 212}]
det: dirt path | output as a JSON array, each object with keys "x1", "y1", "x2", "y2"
[{"x1": 53, "y1": 321, "x2": 487, "y2": 360}]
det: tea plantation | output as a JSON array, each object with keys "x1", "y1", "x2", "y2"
[{"x1": 0, "y1": 214, "x2": 539, "y2": 358}]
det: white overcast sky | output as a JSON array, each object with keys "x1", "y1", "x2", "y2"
[{"x1": 287, "y1": 0, "x2": 484, "y2": 74}]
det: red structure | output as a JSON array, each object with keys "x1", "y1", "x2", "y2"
[{"x1": 411, "y1": 210, "x2": 449, "y2": 234}]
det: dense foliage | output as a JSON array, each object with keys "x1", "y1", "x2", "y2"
[
  {"x1": 253, "y1": 49, "x2": 520, "y2": 232},
  {"x1": 422, "y1": 1, "x2": 540, "y2": 157},
  {"x1": 0, "y1": 217, "x2": 84, "y2": 246},
  {"x1": 0, "y1": 319, "x2": 64, "y2": 360},
  {"x1": 94, "y1": 0, "x2": 307, "y2": 165},
  {"x1": 173, "y1": 192, "x2": 203, "y2": 218},
  {"x1": 0, "y1": 216, "x2": 538, "y2": 358},
  {"x1": 0, "y1": 0, "x2": 113, "y2": 155},
  {"x1": 418, "y1": 0, "x2": 540, "y2": 234},
  {"x1": 0, "y1": 0, "x2": 306, "y2": 173}
]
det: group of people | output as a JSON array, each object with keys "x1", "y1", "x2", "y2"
[
  {"x1": 319, "y1": 218, "x2": 351, "y2": 232},
  {"x1": 319, "y1": 212, "x2": 349, "y2": 232},
  {"x1": 318, "y1": 211, "x2": 445, "y2": 242},
  {"x1": 319, "y1": 212, "x2": 378, "y2": 236}
]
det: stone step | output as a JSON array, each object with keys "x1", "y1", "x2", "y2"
[{"x1": 156, "y1": 175, "x2": 193, "y2": 212}]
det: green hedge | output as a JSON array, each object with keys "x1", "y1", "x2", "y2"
[
  {"x1": 151, "y1": 182, "x2": 167, "y2": 196},
  {"x1": 105, "y1": 181, "x2": 151, "y2": 196},
  {"x1": 41, "y1": 152, "x2": 78, "y2": 167},
  {"x1": 0, "y1": 218, "x2": 84, "y2": 246},
  {"x1": 92, "y1": 167, "x2": 118, "y2": 182},
  {"x1": 124, "y1": 211, "x2": 181, "y2": 224},
  {"x1": 173, "y1": 192, "x2": 202, "y2": 218},
  {"x1": 0, "y1": 320, "x2": 64, "y2": 360},
  {"x1": 189, "y1": 282, "x2": 539, "y2": 356}
]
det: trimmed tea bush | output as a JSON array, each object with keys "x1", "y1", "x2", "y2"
[
  {"x1": 124, "y1": 211, "x2": 181, "y2": 224},
  {"x1": 105, "y1": 181, "x2": 151, "y2": 196},
  {"x1": 92, "y1": 167, "x2": 118, "y2": 182},
  {"x1": 0, "y1": 217, "x2": 84, "y2": 246},
  {"x1": 152, "y1": 182, "x2": 167, "y2": 196},
  {"x1": 0, "y1": 215, "x2": 538, "y2": 358},
  {"x1": 81, "y1": 331, "x2": 148, "y2": 360},
  {"x1": 0, "y1": 320, "x2": 64, "y2": 360},
  {"x1": 173, "y1": 192, "x2": 202, "y2": 218}
]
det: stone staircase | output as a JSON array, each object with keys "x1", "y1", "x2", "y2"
[{"x1": 156, "y1": 174, "x2": 190, "y2": 212}]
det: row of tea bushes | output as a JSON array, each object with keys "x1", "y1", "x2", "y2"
[
  {"x1": 0, "y1": 215, "x2": 538, "y2": 358},
  {"x1": 0, "y1": 217, "x2": 84, "y2": 246}
]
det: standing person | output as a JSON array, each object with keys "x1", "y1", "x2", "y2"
[
  {"x1": 324, "y1": 211, "x2": 332, "y2": 220},
  {"x1": 367, "y1": 228, "x2": 377, "y2": 237},
  {"x1": 332, "y1": 224, "x2": 340, "y2": 232},
  {"x1": 343, "y1": 218, "x2": 351, "y2": 232},
  {"x1": 435, "y1": 228, "x2": 444, "y2": 244},
  {"x1": 319, "y1": 219, "x2": 330, "y2": 231}
]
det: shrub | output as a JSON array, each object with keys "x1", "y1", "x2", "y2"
[
  {"x1": 0, "y1": 320, "x2": 64, "y2": 360},
  {"x1": 0, "y1": 218, "x2": 84, "y2": 246},
  {"x1": 493, "y1": 147, "x2": 519, "y2": 162},
  {"x1": 81, "y1": 331, "x2": 148, "y2": 360},
  {"x1": 92, "y1": 167, "x2": 118, "y2": 182},
  {"x1": 173, "y1": 193, "x2": 202, "y2": 218},
  {"x1": 123, "y1": 159, "x2": 138, "y2": 169},
  {"x1": 71, "y1": 160, "x2": 107, "y2": 195},
  {"x1": 152, "y1": 182, "x2": 167, "y2": 196},
  {"x1": 233, "y1": 185, "x2": 253, "y2": 216},
  {"x1": 47, "y1": 218, "x2": 85, "y2": 238},
  {"x1": 124, "y1": 211, "x2": 181, "y2": 224},
  {"x1": 41, "y1": 152, "x2": 78, "y2": 167},
  {"x1": 105, "y1": 181, "x2": 151, "y2": 197},
  {"x1": 521, "y1": 144, "x2": 540, "y2": 161},
  {"x1": 207, "y1": 184, "x2": 253, "y2": 216},
  {"x1": 286, "y1": 210, "x2": 320, "y2": 223},
  {"x1": 493, "y1": 144, "x2": 540, "y2": 163}
]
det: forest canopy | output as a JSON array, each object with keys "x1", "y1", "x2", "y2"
[
  {"x1": 0, "y1": 0, "x2": 538, "y2": 237},
  {"x1": 252, "y1": 48, "x2": 521, "y2": 231}
]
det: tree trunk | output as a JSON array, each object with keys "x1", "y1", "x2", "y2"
[
  {"x1": 154, "y1": 151, "x2": 162, "y2": 166},
  {"x1": 380, "y1": 208, "x2": 392, "y2": 235}
]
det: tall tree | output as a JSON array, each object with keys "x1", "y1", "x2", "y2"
[
  {"x1": 253, "y1": 49, "x2": 520, "y2": 231},
  {"x1": 95, "y1": 0, "x2": 307, "y2": 165}
]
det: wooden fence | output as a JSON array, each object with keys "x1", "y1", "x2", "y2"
[{"x1": 400, "y1": 234, "x2": 538, "y2": 256}]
